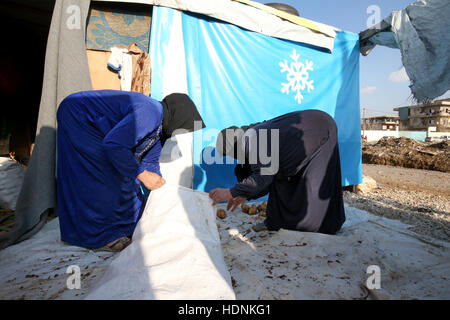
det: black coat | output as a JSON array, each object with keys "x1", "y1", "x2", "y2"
[{"x1": 229, "y1": 110, "x2": 346, "y2": 234}]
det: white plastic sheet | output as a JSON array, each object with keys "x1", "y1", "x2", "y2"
[
  {"x1": 217, "y1": 204, "x2": 450, "y2": 299},
  {"x1": 0, "y1": 218, "x2": 115, "y2": 300},
  {"x1": 1, "y1": 202, "x2": 449, "y2": 299},
  {"x1": 86, "y1": 183, "x2": 235, "y2": 299}
]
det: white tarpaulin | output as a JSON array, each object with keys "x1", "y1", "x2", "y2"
[
  {"x1": 1, "y1": 200, "x2": 449, "y2": 299},
  {"x1": 217, "y1": 204, "x2": 450, "y2": 300},
  {"x1": 85, "y1": 184, "x2": 236, "y2": 299},
  {"x1": 0, "y1": 218, "x2": 116, "y2": 300}
]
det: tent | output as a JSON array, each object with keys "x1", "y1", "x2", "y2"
[{"x1": 0, "y1": 0, "x2": 362, "y2": 248}]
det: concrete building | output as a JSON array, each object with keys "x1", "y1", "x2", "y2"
[
  {"x1": 394, "y1": 98, "x2": 450, "y2": 131},
  {"x1": 361, "y1": 115, "x2": 399, "y2": 131}
]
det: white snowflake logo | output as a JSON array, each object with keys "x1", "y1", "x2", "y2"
[{"x1": 279, "y1": 49, "x2": 314, "y2": 104}]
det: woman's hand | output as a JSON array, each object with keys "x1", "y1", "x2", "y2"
[
  {"x1": 209, "y1": 188, "x2": 232, "y2": 205},
  {"x1": 226, "y1": 196, "x2": 247, "y2": 212},
  {"x1": 209, "y1": 188, "x2": 247, "y2": 212},
  {"x1": 137, "y1": 170, "x2": 166, "y2": 190}
]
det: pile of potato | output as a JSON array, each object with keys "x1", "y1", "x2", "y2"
[
  {"x1": 216, "y1": 201, "x2": 268, "y2": 220},
  {"x1": 241, "y1": 201, "x2": 267, "y2": 217}
]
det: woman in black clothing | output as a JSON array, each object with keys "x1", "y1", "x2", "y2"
[{"x1": 209, "y1": 109, "x2": 346, "y2": 234}]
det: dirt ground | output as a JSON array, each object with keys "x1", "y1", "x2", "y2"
[
  {"x1": 344, "y1": 164, "x2": 450, "y2": 242},
  {"x1": 362, "y1": 137, "x2": 450, "y2": 173}
]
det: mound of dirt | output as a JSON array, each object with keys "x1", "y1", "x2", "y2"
[{"x1": 362, "y1": 137, "x2": 450, "y2": 173}]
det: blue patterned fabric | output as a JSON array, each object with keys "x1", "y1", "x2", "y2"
[{"x1": 86, "y1": 5, "x2": 151, "y2": 52}]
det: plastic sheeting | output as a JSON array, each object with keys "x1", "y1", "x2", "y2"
[
  {"x1": 149, "y1": 7, "x2": 189, "y2": 101},
  {"x1": 0, "y1": 157, "x2": 25, "y2": 210},
  {"x1": 217, "y1": 203, "x2": 450, "y2": 299},
  {"x1": 0, "y1": 218, "x2": 115, "y2": 300},
  {"x1": 177, "y1": 9, "x2": 362, "y2": 191},
  {"x1": 95, "y1": 0, "x2": 337, "y2": 52},
  {"x1": 1, "y1": 198, "x2": 449, "y2": 300},
  {"x1": 149, "y1": 7, "x2": 193, "y2": 188},
  {"x1": 363, "y1": 0, "x2": 450, "y2": 102},
  {"x1": 86, "y1": 183, "x2": 235, "y2": 299}
]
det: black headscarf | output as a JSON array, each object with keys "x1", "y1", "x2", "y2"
[
  {"x1": 216, "y1": 122, "x2": 262, "y2": 159},
  {"x1": 161, "y1": 93, "x2": 205, "y2": 137},
  {"x1": 217, "y1": 121, "x2": 263, "y2": 183}
]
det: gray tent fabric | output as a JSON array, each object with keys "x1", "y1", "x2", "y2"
[
  {"x1": 0, "y1": 0, "x2": 92, "y2": 249},
  {"x1": 364, "y1": 0, "x2": 450, "y2": 102}
]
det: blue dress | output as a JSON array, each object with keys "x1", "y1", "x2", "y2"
[{"x1": 56, "y1": 90, "x2": 164, "y2": 249}]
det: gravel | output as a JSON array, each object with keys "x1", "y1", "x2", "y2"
[{"x1": 344, "y1": 164, "x2": 450, "y2": 242}]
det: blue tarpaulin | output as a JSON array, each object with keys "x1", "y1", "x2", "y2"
[{"x1": 150, "y1": 7, "x2": 362, "y2": 192}]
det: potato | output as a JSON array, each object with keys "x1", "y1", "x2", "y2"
[
  {"x1": 257, "y1": 201, "x2": 267, "y2": 212},
  {"x1": 241, "y1": 204, "x2": 249, "y2": 213},
  {"x1": 217, "y1": 209, "x2": 227, "y2": 219},
  {"x1": 248, "y1": 204, "x2": 257, "y2": 215},
  {"x1": 259, "y1": 210, "x2": 266, "y2": 217}
]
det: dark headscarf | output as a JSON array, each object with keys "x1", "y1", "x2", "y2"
[
  {"x1": 217, "y1": 122, "x2": 262, "y2": 183},
  {"x1": 216, "y1": 122, "x2": 262, "y2": 159},
  {"x1": 161, "y1": 93, "x2": 205, "y2": 137}
]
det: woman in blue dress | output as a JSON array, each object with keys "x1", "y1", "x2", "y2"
[{"x1": 56, "y1": 90, "x2": 204, "y2": 251}]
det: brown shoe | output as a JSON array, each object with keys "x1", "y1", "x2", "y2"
[{"x1": 94, "y1": 237, "x2": 131, "y2": 252}]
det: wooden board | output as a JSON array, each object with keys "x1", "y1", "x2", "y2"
[{"x1": 86, "y1": 49, "x2": 121, "y2": 90}]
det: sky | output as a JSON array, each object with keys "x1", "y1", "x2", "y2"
[{"x1": 254, "y1": 0, "x2": 449, "y2": 117}]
